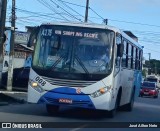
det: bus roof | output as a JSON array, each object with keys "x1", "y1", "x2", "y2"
[{"x1": 41, "y1": 22, "x2": 143, "y2": 49}]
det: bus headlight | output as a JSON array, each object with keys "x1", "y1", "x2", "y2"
[
  {"x1": 29, "y1": 80, "x2": 45, "y2": 93},
  {"x1": 32, "y1": 82, "x2": 38, "y2": 87},
  {"x1": 90, "y1": 86, "x2": 111, "y2": 98}
]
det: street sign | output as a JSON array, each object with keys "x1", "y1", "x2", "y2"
[{"x1": 14, "y1": 31, "x2": 30, "y2": 45}]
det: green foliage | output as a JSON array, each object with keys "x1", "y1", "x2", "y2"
[
  {"x1": 142, "y1": 69, "x2": 147, "y2": 77},
  {"x1": 144, "y1": 59, "x2": 160, "y2": 75}
]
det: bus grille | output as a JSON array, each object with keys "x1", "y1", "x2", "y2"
[{"x1": 41, "y1": 76, "x2": 97, "y2": 88}]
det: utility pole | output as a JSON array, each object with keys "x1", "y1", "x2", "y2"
[
  {"x1": 148, "y1": 53, "x2": 151, "y2": 75},
  {"x1": 0, "y1": 0, "x2": 7, "y2": 48},
  {"x1": 7, "y1": 0, "x2": 15, "y2": 91},
  {"x1": 155, "y1": 63, "x2": 157, "y2": 75},
  {"x1": 0, "y1": 0, "x2": 7, "y2": 85},
  {"x1": 84, "y1": 0, "x2": 89, "y2": 22},
  {"x1": 148, "y1": 53, "x2": 151, "y2": 61}
]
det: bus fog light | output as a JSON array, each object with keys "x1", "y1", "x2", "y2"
[
  {"x1": 34, "y1": 86, "x2": 44, "y2": 93},
  {"x1": 90, "y1": 92, "x2": 99, "y2": 98}
]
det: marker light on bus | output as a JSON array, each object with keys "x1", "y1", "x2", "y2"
[{"x1": 90, "y1": 86, "x2": 111, "y2": 98}]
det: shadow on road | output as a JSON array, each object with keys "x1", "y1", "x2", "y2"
[{"x1": 0, "y1": 96, "x2": 160, "y2": 122}]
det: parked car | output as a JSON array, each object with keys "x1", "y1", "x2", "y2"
[{"x1": 139, "y1": 81, "x2": 159, "y2": 98}]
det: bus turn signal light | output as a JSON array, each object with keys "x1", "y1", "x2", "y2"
[{"x1": 100, "y1": 88, "x2": 106, "y2": 94}]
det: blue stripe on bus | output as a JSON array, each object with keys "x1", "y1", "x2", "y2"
[
  {"x1": 134, "y1": 71, "x2": 142, "y2": 97},
  {"x1": 38, "y1": 87, "x2": 95, "y2": 109}
]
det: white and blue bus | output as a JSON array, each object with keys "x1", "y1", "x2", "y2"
[{"x1": 27, "y1": 22, "x2": 143, "y2": 117}]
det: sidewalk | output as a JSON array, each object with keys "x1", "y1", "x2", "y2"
[{"x1": 0, "y1": 90, "x2": 27, "y2": 105}]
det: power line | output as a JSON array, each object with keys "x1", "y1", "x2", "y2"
[
  {"x1": 18, "y1": 19, "x2": 38, "y2": 25},
  {"x1": 16, "y1": 7, "x2": 64, "y2": 17},
  {"x1": 132, "y1": 30, "x2": 160, "y2": 35},
  {"x1": 133, "y1": 32, "x2": 160, "y2": 37},
  {"x1": 88, "y1": 5, "x2": 160, "y2": 29},
  {"x1": 58, "y1": 0, "x2": 93, "y2": 23},
  {"x1": 89, "y1": 7, "x2": 104, "y2": 20},
  {"x1": 110, "y1": 19, "x2": 160, "y2": 28},
  {"x1": 36, "y1": 0, "x2": 70, "y2": 21},
  {"x1": 140, "y1": 40, "x2": 160, "y2": 44},
  {"x1": 16, "y1": 7, "x2": 77, "y2": 22},
  {"x1": 49, "y1": 0, "x2": 83, "y2": 22},
  {"x1": 144, "y1": 48, "x2": 160, "y2": 54},
  {"x1": 57, "y1": 0, "x2": 85, "y2": 8},
  {"x1": 56, "y1": 0, "x2": 84, "y2": 19}
]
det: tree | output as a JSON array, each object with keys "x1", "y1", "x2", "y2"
[{"x1": 142, "y1": 69, "x2": 147, "y2": 77}]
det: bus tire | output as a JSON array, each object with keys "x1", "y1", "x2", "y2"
[
  {"x1": 123, "y1": 88, "x2": 135, "y2": 111},
  {"x1": 108, "y1": 101, "x2": 118, "y2": 118},
  {"x1": 46, "y1": 104, "x2": 59, "y2": 115},
  {"x1": 108, "y1": 88, "x2": 121, "y2": 118}
]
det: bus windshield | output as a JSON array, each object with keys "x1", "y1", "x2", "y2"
[
  {"x1": 146, "y1": 78, "x2": 158, "y2": 83},
  {"x1": 32, "y1": 25, "x2": 115, "y2": 80}
]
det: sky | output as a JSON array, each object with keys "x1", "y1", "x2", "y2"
[{"x1": 6, "y1": 0, "x2": 160, "y2": 60}]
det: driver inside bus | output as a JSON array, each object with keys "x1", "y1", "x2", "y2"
[
  {"x1": 96, "y1": 47, "x2": 109, "y2": 64},
  {"x1": 101, "y1": 50, "x2": 109, "y2": 63}
]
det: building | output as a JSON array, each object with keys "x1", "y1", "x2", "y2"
[{"x1": 1, "y1": 29, "x2": 33, "y2": 90}]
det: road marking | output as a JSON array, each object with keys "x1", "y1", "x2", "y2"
[
  {"x1": 0, "y1": 91, "x2": 27, "y2": 94},
  {"x1": 70, "y1": 124, "x2": 88, "y2": 131}
]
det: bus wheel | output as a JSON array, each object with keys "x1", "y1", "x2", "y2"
[
  {"x1": 46, "y1": 104, "x2": 59, "y2": 115},
  {"x1": 108, "y1": 102, "x2": 117, "y2": 118},
  {"x1": 108, "y1": 90, "x2": 121, "y2": 118},
  {"x1": 124, "y1": 89, "x2": 135, "y2": 111}
]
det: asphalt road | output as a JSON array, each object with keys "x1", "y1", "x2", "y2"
[{"x1": 0, "y1": 94, "x2": 160, "y2": 130}]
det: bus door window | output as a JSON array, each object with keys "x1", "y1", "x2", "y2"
[
  {"x1": 127, "y1": 43, "x2": 132, "y2": 69},
  {"x1": 39, "y1": 38, "x2": 46, "y2": 67},
  {"x1": 122, "y1": 40, "x2": 127, "y2": 68},
  {"x1": 115, "y1": 34, "x2": 122, "y2": 67},
  {"x1": 114, "y1": 34, "x2": 122, "y2": 76},
  {"x1": 132, "y1": 47, "x2": 136, "y2": 69}
]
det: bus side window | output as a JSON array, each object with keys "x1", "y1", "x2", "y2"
[{"x1": 4, "y1": 61, "x2": 8, "y2": 67}]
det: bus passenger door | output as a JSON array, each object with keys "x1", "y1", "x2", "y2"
[{"x1": 113, "y1": 34, "x2": 123, "y2": 106}]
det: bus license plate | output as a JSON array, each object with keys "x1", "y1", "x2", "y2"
[
  {"x1": 144, "y1": 92, "x2": 149, "y2": 95},
  {"x1": 59, "y1": 98, "x2": 72, "y2": 104}
]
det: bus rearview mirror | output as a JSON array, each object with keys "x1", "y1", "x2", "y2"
[{"x1": 27, "y1": 26, "x2": 40, "y2": 47}]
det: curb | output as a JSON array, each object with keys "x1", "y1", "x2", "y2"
[
  {"x1": 0, "y1": 102, "x2": 9, "y2": 106},
  {"x1": 0, "y1": 91, "x2": 27, "y2": 104}
]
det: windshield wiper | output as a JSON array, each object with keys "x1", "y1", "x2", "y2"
[
  {"x1": 75, "y1": 55, "x2": 90, "y2": 74},
  {"x1": 49, "y1": 53, "x2": 66, "y2": 71}
]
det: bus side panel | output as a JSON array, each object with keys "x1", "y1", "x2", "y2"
[
  {"x1": 119, "y1": 68, "x2": 135, "y2": 106},
  {"x1": 27, "y1": 84, "x2": 41, "y2": 103},
  {"x1": 90, "y1": 93, "x2": 112, "y2": 110},
  {"x1": 111, "y1": 68, "x2": 122, "y2": 109}
]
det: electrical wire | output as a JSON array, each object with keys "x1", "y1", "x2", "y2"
[
  {"x1": 49, "y1": 0, "x2": 83, "y2": 22},
  {"x1": 37, "y1": 0, "x2": 70, "y2": 21}
]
